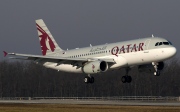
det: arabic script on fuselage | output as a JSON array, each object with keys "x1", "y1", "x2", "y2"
[{"x1": 90, "y1": 46, "x2": 107, "y2": 52}]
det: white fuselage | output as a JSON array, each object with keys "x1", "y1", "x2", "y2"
[{"x1": 43, "y1": 37, "x2": 176, "y2": 73}]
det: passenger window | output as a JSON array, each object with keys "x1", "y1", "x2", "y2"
[{"x1": 159, "y1": 42, "x2": 162, "y2": 45}]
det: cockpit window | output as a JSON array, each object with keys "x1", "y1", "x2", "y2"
[
  {"x1": 155, "y1": 42, "x2": 159, "y2": 46},
  {"x1": 163, "y1": 42, "x2": 169, "y2": 45},
  {"x1": 168, "y1": 41, "x2": 172, "y2": 45},
  {"x1": 155, "y1": 41, "x2": 171, "y2": 46}
]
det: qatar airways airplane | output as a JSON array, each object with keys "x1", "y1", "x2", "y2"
[{"x1": 3, "y1": 19, "x2": 176, "y2": 84}]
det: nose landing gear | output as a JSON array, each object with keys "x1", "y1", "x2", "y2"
[{"x1": 152, "y1": 62, "x2": 161, "y2": 76}]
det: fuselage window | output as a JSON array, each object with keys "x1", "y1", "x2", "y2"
[{"x1": 159, "y1": 42, "x2": 162, "y2": 46}]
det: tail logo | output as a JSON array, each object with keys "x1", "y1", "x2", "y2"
[{"x1": 36, "y1": 24, "x2": 56, "y2": 55}]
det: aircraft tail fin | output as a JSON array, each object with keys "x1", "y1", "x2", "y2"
[{"x1": 36, "y1": 19, "x2": 63, "y2": 56}]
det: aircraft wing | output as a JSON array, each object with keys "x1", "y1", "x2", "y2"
[{"x1": 3, "y1": 51, "x2": 116, "y2": 66}]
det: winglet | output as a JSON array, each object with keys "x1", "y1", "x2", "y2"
[{"x1": 3, "y1": 51, "x2": 8, "y2": 57}]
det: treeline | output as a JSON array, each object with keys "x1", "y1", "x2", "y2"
[{"x1": 0, "y1": 58, "x2": 179, "y2": 97}]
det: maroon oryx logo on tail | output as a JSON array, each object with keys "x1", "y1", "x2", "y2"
[{"x1": 36, "y1": 24, "x2": 56, "y2": 55}]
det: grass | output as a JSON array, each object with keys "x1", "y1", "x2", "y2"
[{"x1": 0, "y1": 104, "x2": 179, "y2": 112}]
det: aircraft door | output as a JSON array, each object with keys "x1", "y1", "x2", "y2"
[
  {"x1": 144, "y1": 39, "x2": 151, "y2": 53},
  {"x1": 145, "y1": 39, "x2": 151, "y2": 50}
]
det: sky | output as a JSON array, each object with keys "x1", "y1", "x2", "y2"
[{"x1": 0, "y1": 0, "x2": 180, "y2": 60}]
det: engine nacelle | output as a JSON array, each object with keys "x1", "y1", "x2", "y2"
[{"x1": 82, "y1": 61, "x2": 108, "y2": 74}]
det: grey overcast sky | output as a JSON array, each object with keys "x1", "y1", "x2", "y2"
[{"x1": 0, "y1": 0, "x2": 180, "y2": 60}]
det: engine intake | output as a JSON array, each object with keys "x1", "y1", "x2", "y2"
[{"x1": 82, "y1": 61, "x2": 108, "y2": 74}]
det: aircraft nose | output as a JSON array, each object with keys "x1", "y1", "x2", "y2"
[{"x1": 168, "y1": 47, "x2": 177, "y2": 57}]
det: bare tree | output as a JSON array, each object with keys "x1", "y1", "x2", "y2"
[{"x1": 0, "y1": 57, "x2": 179, "y2": 97}]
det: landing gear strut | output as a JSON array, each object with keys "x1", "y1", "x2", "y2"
[
  {"x1": 84, "y1": 74, "x2": 94, "y2": 84},
  {"x1": 121, "y1": 68, "x2": 132, "y2": 83},
  {"x1": 152, "y1": 62, "x2": 161, "y2": 76}
]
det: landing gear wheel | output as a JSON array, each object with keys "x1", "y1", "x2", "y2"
[
  {"x1": 121, "y1": 76, "x2": 132, "y2": 83},
  {"x1": 84, "y1": 76, "x2": 90, "y2": 83},
  {"x1": 126, "y1": 76, "x2": 132, "y2": 83},
  {"x1": 84, "y1": 76, "x2": 94, "y2": 84},
  {"x1": 90, "y1": 77, "x2": 94, "y2": 83},
  {"x1": 154, "y1": 71, "x2": 160, "y2": 76},
  {"x1": 121, "y1": 76, "x2": 127, "y2": 83}
]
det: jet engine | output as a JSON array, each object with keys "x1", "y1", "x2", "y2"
[{"x1": 82, "y1": 61, "x2": 108, "y2": 74}]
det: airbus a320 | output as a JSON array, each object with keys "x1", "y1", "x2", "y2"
[{"x1": 3, "y1": 19, "x2": 177, "y2": 84}]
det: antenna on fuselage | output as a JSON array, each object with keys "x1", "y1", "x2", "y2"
[
  {"x1": 90, "y1": 44, "x2": 92, "y2": 47},
  {"x1": 152, "y1": 34, "x2": 154, "y2": 38}
]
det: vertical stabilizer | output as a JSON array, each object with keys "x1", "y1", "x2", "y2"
[{"x1": 36, "y1": 19, "x2": 63, "y2": 56}]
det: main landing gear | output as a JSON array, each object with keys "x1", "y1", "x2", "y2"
[
  {"x1": 121, "y1": 75, "x2": 132, "y2": 83},
  {"x1": 121, "y1": 68, "x2": 132, "y2": 83},
  {"x1": 84, "y1": 74, "x2": 94, "y2": 84}
]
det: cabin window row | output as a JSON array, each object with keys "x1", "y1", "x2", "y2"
[{"x1": 69, "y1": 50, "x2": 110, "y2": 58}]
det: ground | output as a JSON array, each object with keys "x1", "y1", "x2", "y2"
[{"x1": 0, "y1": 104, "x2": 179, "y2": 112}]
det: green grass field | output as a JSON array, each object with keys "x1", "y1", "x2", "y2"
[{"x1": 0, "y1": 104, "x2": 179, "y2": 112}]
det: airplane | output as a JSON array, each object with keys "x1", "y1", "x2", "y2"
[{"x1": 3, "y1": 19, "x2": 177, "y2": 84}]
